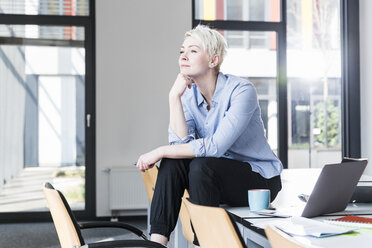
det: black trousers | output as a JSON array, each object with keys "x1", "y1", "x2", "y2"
[{"x1": 150, "y1": 157, "x2": 282, "y2": 243}]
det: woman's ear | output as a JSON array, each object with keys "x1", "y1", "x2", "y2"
[{"x1": 209, "y1": 55, "x2": 220, "y2": 68}]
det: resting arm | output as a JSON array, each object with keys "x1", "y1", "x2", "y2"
[
  {"x1": 169, "y1": 73, "x2": 195, "y2": 142},
  {"x1": 168, "y1": 98, "x2": 196, "y2": 145},
  {"x1": 136, "y1": 83, "x2": 258, "y2": 171},
  {"x1": 169, "y1": 92, "x2": 188, "y2": 140},
  {"x1": 136, "y1": 143, "x2": 195, "y2": 171}
]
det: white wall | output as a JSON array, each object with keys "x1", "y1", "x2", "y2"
[
  {"x1": 360, "y1": 0, "x2": 372, "y2": 175},
  {"x1": 96, "y1": 0, "x2": 191, "y2": 216}
]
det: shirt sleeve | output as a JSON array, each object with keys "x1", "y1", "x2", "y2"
[
  {"x1": 168, "y1": 103, "x2": 196, "y2": 145},
  {"x1": 190, "y1": 83, "x2": 258, "y2": 157}
]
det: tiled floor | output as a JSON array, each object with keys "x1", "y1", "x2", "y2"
[{"x1": 0, "y1": 218, "x2": 151, "y2": 248}]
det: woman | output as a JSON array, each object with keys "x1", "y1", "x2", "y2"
[{"x1": 136, "y1": 25, "x2": 283, "y2": 246}]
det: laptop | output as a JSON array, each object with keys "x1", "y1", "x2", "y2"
[
  {"x1": 300, "y1": 160, "x2": 368, "y2": 217},
  {"x1": 258, "y1": 160, "x2": 368, "y2": 218}
]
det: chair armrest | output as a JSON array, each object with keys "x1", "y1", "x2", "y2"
[
  {"x1": 79, "y1": 221, "x2": 146, "y2": 239},
  {"x1": 85, "y1": 239, "x2": 166, "y2": 248}
]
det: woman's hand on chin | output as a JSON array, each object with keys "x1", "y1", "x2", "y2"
[
  {"x1": 136, "y1": 147, "x2": 165, "y2": 172},
  {"x1": 169, "y1": 73, "x2": 194, "y2": 98}
]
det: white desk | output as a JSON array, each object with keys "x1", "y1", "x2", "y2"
[
  {"x1": 171, "y1": 168, "x2": 372, "y2": 247},
  {"x1": 225, "y1": 169, "x2": 372, "y2": 248},
  {"x1": 227, "y1": 203, "x2": 372, "y2": 248}
]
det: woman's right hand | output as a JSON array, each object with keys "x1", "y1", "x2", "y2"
[
  {"x1": 136, "y1": 146, "x2": 164, "y2": 172},
  {"x1": 169, "y1": 73, "x2": 193, "y2": 98}
]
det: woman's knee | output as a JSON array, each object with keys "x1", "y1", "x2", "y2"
[
  {"x1": 188, "y1": 157, "x2": 217, "y2": 184},
  {"x1": 158, "y1": 158, "x2": 187, "y2": 175},
  {"x1": 188, "y1": 157, "x2": 221, "y2": 205}
]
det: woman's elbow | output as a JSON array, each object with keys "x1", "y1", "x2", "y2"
[{"x1": 205, "y1": 143, "x2": 226, "y2": 157}]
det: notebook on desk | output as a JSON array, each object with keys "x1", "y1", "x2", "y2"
[{"x1": 270, "y1": 160, "x2": 368, "y2": 218}]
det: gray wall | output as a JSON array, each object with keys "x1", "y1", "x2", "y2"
[
  {"x1": 96, "y1": 0, "x2": 191, "y2": 216},
  {"x1": 360, "y1": 0, "x2": 372, "y2": 175}
]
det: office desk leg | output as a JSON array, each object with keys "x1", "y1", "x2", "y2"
[
  {"x1": 175, "y1": 218, "x2": 189, "y2": 248},
  {"x1": 236, "y1": 222, "x2": 271, "y2": 248},
  {"x1": 245, "y1": 229, "x2": 271, "y2": 248}
]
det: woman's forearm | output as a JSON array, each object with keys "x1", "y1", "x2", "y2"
[
  {"x1": 169, "y1": 94, "x2": 189, "y2": 139},
  {"x1": 160, "y1": 143, "x2": 195, "y2": 159},
  {"x1": 136, "y1": 143, "x2": 195, "y2": 171}
]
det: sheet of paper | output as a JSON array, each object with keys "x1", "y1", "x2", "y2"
[{"x1": 252, "y1": 216, "x2": 356, "y2": 238}]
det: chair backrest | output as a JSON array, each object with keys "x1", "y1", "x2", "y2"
[
  {"x1": 265, "y1": 226, "x2": 305, "y2": 248},
  {"x1": 182, "y1": 198, "x2": 246, "y2": 248},
  {"x1": 141, "y1": 167, "x2": 194, "y2": 243},
  {"x1": 43, "y1": 182, "x2": 85, "y2": 248},
  {"x1": 179, "y1": 191, "x2": 194, "y2": 243},
  {"x1": 141, "y1": 166, "x2": 159, "y2": 203}
]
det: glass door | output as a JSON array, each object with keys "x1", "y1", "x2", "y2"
[{"x1": 0, "y1": 24, "x2": 86, "y2": 212}]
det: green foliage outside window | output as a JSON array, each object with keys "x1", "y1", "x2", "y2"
[{"x1": 314, "y1": 100, "x2": 340, "y2": 147}]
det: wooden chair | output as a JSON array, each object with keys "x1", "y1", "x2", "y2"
[
  {"x1": 140, "y1": 165, "x2": 158, "y2": 203},
  {"x1": 182, "y1": 198, "x2": 247, "y2": 248},
  {"x1": 141, "y1": 166, "x2": 194, "y2": 243},
  {"x1": 265, "y1": 226, "x2": 305, "y2": 248},
  {"x1": 43, "y1": 182, "x2": 165, "y2": 248}
]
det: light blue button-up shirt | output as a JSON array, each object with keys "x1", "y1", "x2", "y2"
[{"x1": 168, "y1": 72, "x2": 282, "y2": 179}]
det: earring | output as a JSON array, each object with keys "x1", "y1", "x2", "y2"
[{"x1": 209, "y1": 63, "x2": 213, "y2": 67}]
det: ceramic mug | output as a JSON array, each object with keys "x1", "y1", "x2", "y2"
[{"x1": 248, "y1": 189, "x2": 270, "y2": 211}]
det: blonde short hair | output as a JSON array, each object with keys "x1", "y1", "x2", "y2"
[{"x1": 185, "y1": 25, "x2": 227, "y2": 72}]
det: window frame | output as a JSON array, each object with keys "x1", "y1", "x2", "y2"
[
  {"x1": 0, "y1": 0, "x2": 96, "y2": 221},
  {"x1": 341, "y1": 0, "x2": 361, "y2": 158}
]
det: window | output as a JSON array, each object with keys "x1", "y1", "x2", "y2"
[
  {"x1": 193, "y1": 0, "x2": 361, "y2": 168},
  {"x1": 287, "y1": 0, "x2": 342, "y2": 168},
  {"x1": 220, "y1": 30, "x2": 278, "y2": 152},
  {"x1": 0, "y1": 0, "x2": 89, "y2": 16},
  {"x1": 195, "y1": 0, "x2": 280, "y2": 22},
  {"x1": 0, "y1": 0, "x2": 95, "y2": 221}
]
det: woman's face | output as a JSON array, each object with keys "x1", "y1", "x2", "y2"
[{"x1": 179, "y1": 36, "x2": 210, "y2": 77}]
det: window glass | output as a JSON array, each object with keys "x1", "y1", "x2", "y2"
[
  {"x1": 219, "y1": 30, "x2": 278, "y2": 153},
  {"x1": 0, "y1": 24, "x2": 84, "y2": 40},
  {"x1": 0, "y1": 25, "x2": 86, "y2": 212},
  {"x1": 287, "y1": 0, "x2": 342, "y2": 168},
  {"x1": 0, "y1": 0, "x2": 89, "y2": 16},
  {"x1": 195, "y1": 0, "x2": 280, "y2": 22}
]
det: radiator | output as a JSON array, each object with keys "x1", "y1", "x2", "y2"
[{"x1": 108, "y1": 166, "x2": 148, "y2": 210}]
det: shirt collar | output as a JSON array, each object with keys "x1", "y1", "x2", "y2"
[
  {"x1": 196, "y1": 88, "x2": 204, "y2": 106},
  {"x1": 196, "y1": 72, "x2": 226, "y2": 106},
  {"x1": 213, "y1": 72, "x2": 226, "y2": 102}
]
